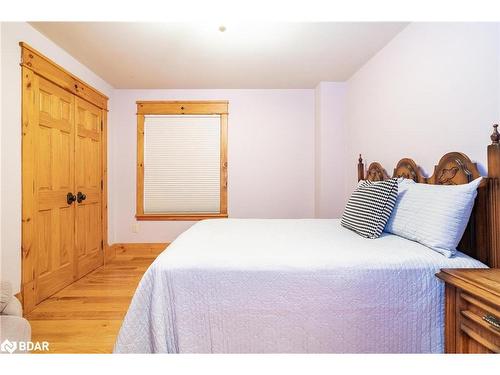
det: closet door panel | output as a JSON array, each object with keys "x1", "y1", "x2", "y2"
[
  {"x1": 34, "y1": 76, "x2": 76, "y2": 304},
  {"x1": 75, "y1": 98, "x2": 103, "y2": 278},
  {"x1": 21, "y1": 45, "x2": 108, "y2": 313}
]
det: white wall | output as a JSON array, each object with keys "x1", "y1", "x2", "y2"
[
  {"x1": 0, "y1": 22, "x2": 114, "y2": 293},
  {"x1": 345, "y1": 23, "x2": 500, "y2": 201},
  {"x1": 314, "y1": 82, "x2": 347, "y2": 218},
  {"x1": 109, "y1": 89, "x2": 315, "y2": 243},
  {"x1": 3, "y1": 21, "x2": 500, "y2": 294}
]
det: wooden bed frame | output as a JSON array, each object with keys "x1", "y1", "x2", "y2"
[{"x1": 357, "y1": 125, "x2": 500, "y2": 268}]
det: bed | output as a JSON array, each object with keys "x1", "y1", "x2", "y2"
[{"x1": 114, "y1": 126, "x2": 500, "y2": 353}]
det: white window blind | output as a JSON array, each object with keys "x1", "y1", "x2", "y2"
[{"x1": 143, "y1": 115, "x2": 221, "y2": 214}]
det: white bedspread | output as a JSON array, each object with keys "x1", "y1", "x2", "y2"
[{"x1": 114, "y1": 219, "x2": 486, "y2": 353}]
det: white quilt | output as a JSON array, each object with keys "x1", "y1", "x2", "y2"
[{"x1": 114, "y1": 219, "x2": 486, "y2": 353}]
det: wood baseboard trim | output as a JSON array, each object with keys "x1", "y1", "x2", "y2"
[
  {"x1": 104, "y1": 244, "x2": 116, "y2": 265},
  {"x1": 108, "y1": 243, "x2": 169, "y2": 259}
]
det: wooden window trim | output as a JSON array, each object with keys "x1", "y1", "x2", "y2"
[{"x1": 136, "y1": 101, "x2": 228, "y2": 221}]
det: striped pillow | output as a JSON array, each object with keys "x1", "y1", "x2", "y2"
[{"x1": 341, "y1": 178, "x2": 399, "y2": 238}]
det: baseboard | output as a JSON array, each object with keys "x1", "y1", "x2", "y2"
[
  {"x1": 107, "y1": 243, "x2": 169, "y2": 260},
  {"x1": 104, "y1": 243, "x2": 116, "y2": 265}
]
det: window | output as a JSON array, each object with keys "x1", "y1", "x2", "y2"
[{"x1": 136, "y1": 101, "x2": 228, "y2": 220}]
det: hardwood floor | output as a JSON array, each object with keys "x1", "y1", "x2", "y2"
[{"x1": 26, "y1": 243, "x2": 167, "y2": 353}]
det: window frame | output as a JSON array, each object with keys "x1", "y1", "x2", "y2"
[{"x1": 136, "y1": 100, "x2": 228, "y2": 221}]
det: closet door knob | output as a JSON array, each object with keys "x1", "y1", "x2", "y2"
[
  {"x1": 67, "y1": 193, "x2": 77, "y2": 205},
  {"x1": 77, "y1": 191, "x2": 87, "y2": 203}
]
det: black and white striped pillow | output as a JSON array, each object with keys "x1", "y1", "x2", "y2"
[{"x1": 341, "y1": 178, "x2": 399, "y2": 239}]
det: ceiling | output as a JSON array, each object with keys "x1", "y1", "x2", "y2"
[{"x1": 30, "y1": 22, "x2": 408, "y2": 89}]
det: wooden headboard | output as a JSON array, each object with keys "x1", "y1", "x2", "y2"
[{"x1": 357, "y1": 125, "x2": 500, "y2": 268}]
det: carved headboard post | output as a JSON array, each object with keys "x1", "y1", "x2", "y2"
[
  {"x1": 487, "y1": 124, "x2": 500, "y2": 267},
  {"x1": 357, "y1": 154, "x2": 364, "y2": 181}
]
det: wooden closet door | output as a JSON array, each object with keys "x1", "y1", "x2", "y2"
[
  {"x1": 75, "y1": 98, "x2": 104, "y2": 278},
  {"x1": 33, "y1": 76, "x2": 76, "y2": 304}
]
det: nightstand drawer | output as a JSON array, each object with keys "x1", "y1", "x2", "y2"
[
  {"x1": 437, "y1": 269, "x2": 500, "y2": 353},
  {"x1": 457, "y1": 292, "x2": 500, "y2": 353}
]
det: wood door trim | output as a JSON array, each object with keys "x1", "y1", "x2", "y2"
[
  {"x1": 102, "y1": 110, "x2": 108, "y2": 266},
  {"x1": 21, "y1": 67, "x2": 36, "y2": 312},
  {"x1": 20, "y1": 42, "x2": 108, "y2": 111}
]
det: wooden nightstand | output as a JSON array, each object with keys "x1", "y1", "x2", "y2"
[{"x1": 436, "y1": 269, "x2": 500, "y2": 353}]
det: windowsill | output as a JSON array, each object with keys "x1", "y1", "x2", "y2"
[{"x1": 135, "y1": 213, "x2": 228, "y2": 221}]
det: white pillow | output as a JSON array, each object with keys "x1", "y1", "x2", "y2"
[{"x1": 385, "y1": 177, "x2": 482, "y2": 257}]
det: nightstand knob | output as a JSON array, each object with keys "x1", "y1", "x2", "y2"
[{"x1": 482, "y1": 314, "x2": 500, "y2": 331}]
